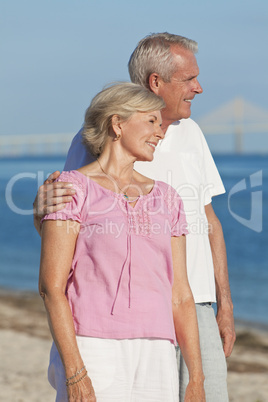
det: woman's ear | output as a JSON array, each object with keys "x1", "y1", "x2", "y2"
[
  {"x1": 111, "y1": 114, "x2": 122, "y2": 137},
  {"x1": 148, "y1": 73, "x2": 161, "y2": 95}
]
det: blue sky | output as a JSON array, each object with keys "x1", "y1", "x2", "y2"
[{"x1": 1, "y1": 0, "x2": 268, "y2": 139}]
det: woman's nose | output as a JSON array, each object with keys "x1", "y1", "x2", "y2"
[{"x1": 155, "y1": 125, "x2": 165, "y2": 139}]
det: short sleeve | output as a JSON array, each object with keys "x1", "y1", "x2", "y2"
[
  {"x1": 41, "y1": 171, "x2": 86, "y2": 224},
  {"x1": 163, "y1": 184, "x2": 188, "y2": 237},
  {"x1": 198, "y1": 125, "x2": 225, "y2": 205}
]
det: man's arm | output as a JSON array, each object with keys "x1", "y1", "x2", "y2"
[
  {"x1": 205, "y1": 202, "x2": 236, "y2": 357},
  {"x1": 33, "y1": 171, "x2": 76, "y2": 236},
  {"x1": 33, "y1": 130, "x2": 95, "y2": 236}
]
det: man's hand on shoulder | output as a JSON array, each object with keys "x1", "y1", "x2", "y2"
[{"x1": 33, "y1": 170, "x2": 76, "y2": 235}]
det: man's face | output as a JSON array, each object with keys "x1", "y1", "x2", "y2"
[{"x1": 156, "y1": 45, "x2": 203, "y2": 127}]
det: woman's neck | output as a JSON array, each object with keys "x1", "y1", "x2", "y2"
[{"x1": 97, "y1": 149, "x2": 135, "y2": 182}]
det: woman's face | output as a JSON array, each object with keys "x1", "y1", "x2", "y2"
[{"x1": 118, "y1": 110, "x2": 164, "y2": 162}]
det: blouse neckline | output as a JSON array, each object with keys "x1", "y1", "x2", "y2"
[{"x1": 73, "y1": 169, "x2": 157, "y2": 207}]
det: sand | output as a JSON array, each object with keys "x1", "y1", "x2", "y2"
[{"x1": 1, "y1": 290, "x2": 268, "y2": 402}]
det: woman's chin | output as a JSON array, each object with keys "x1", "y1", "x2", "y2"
[{"x1": 136, "y1": 154, "x2": 154, "y2": 163}]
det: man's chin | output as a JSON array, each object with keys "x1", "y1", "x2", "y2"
[
  {"x1": 181, "y1": 108, "x2": 192, "y2": 120},
  {"x1": 172, "y1": 109, "x2": 192, "y2": 122}
]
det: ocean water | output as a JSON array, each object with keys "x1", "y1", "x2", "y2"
[{"x1": 0, "y1": 154, "x2": 267, "y2": 325}]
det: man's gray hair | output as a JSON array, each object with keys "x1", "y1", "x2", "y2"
[{"x1": 128, "y1": 32, "x2": 198, "y2": 88}]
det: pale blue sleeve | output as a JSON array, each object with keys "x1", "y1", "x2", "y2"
[{"x1": 64, "y1": 128, "x2": 96, "y2": 170}]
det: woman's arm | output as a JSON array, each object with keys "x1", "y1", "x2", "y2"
[
  {"x1": 39, "y1": 220, "x2": 96, "y2": 401},
  {"x1": 171, "y1": 236, "x2": 205, "y2": 402}
]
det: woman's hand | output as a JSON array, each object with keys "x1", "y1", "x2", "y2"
[
  {"x1": 67, "y1": 375, "x2": 96, "y2": 402},
  {"x1": 171, "y1": 236, "x2": 206, "y2": 401},
  {"x1": 184, "y1": 378, "x2": 206, "y2": 402}
]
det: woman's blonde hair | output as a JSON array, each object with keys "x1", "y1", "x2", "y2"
[{"x1": 82, "y1": 82, "x2": 165, "y2": 157}]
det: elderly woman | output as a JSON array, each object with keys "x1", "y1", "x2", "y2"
[{"x1": 39, "y1": 83, "x2": 205, "y2": 402}]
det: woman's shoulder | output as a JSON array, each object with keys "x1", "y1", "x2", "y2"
[
  {"x1": 76, "y1": 161, "x2": 99, "y2": 176},
  {"x1": 61, "y1": 161, "x2": 98, "y2": 183},
  {"x1": 57, "y1": 170, "x2": 88, "y2": 195},
  {"x1": 154, "y1": 180, "x2": 178, "y2": 195},
  {"x1": 134, "y1": 171, "x2": 181, "y2": 200},
  {"x1": 154, "y1": 181, "x2": 184, "y2": 211}
]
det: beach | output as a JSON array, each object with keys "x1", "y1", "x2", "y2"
[{"x1": 1, "y1": 291, "x2": 268, "y2": 401}]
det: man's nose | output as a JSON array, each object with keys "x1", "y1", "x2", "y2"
[{"x1": 194, "y1": 79, "x2": 203, "y2": 94}]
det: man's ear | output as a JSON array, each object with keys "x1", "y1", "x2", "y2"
[
  {"x1": 111, "y1": 114, "x2": 122, "y2": 137},
  {"x1": 148, "y1": 73, "x2": 161, "y2": 95}
]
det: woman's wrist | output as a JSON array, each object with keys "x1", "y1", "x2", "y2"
[
  {"x1": 66, "y1": 365, "x2": 87, "y2": 385},
  {"x1": 66, "y1": 370, "x2": 88, "y2": 387},
  {"x1": 64, "y1": 359, "x2": 86, "y2": 379}
]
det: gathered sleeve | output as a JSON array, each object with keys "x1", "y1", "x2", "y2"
[
  {"x1": 41, "y1": 171, "x2": 87, "y2": 224},
  {"x1": 163, "y1": 184, "x2": 188, "y2": 237}
]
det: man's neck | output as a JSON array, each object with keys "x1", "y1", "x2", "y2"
[{"x1": 161, "y1": 117, "x2": 180, "y2": 134}]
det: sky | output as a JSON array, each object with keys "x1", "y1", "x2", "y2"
[{"x1": 1, "y1": 0, "x2": 268, "y2": 146}]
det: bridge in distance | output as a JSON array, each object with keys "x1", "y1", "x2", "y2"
[{"x1": 1, "y1": 98, "x2": 268, "y2": 157}]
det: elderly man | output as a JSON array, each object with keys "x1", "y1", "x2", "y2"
[{"x1": 34, "y1": 33, "x2": 235, "y2": 401}]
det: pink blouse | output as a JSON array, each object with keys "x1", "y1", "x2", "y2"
[{"x1": 43, "y1": 170, "x2": 188, "y2": 344}]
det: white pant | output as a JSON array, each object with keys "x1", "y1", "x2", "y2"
[{"x1": 48, "y1": 337, "x2": 179, "y2": 402}]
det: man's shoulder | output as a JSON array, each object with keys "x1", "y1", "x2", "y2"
[{"x1": 164, "y1": 118, "x2": 205, "y2": 148}]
